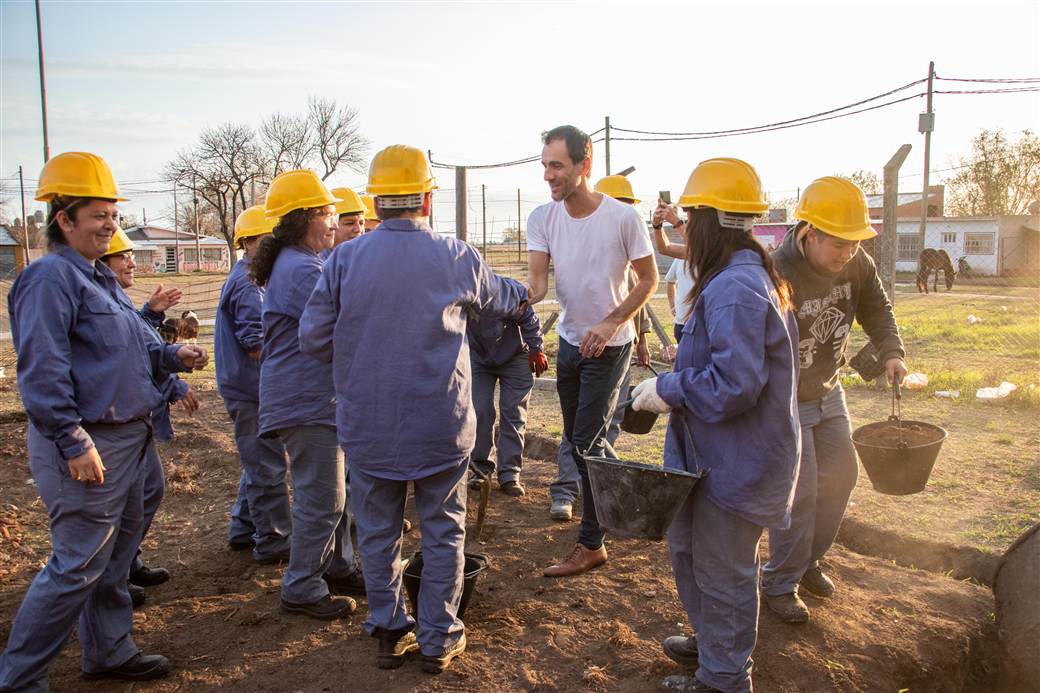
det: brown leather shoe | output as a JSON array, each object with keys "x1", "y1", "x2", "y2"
[{"x1": 543, "y1": 543, "x2": 607, "y2": 577}]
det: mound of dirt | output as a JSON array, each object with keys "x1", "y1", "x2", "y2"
[{"x1": 0, "y1": 390, "x2": 1003, "y2": 692}]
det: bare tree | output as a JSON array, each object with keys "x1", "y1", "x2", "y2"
[
  {"x1": 945, "y1": 129, "x2": 1040, "y2": 216},
  {"x1": 260, "y1": 112, "x2": 312, "y2": 176},
  {"x1": 308, "y1": 96, "x2": 370, "y2": 180},
  {"x1": 836, "y1": 170, "x2": 882, "y2": 195}
]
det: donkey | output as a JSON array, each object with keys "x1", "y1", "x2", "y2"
[{"x1": 916, "y1": 248, "x2": 956, "y2": 293}]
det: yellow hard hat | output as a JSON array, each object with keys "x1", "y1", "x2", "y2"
[
  {"x1": 677, "y1": 158, "x2": 768, "y2": 215},
  {"x1": 594, "y1": 175, "x2": 640, "y2": 204},
  {"x1": 264, "y1": 169, "x2": 337, "y2": 219},
  {"x1": 102, "y1": 228, "x2": 134, "y2": 257},
  {"x1": 366, "y1": 145, "x2": 438, "y2": 197},
  {"x1": 360, "y1": 194, "x2": 378, "y2": 221},
  {"x1": 331, "y1": 187, "x2": 365, "y2": 216},
  {"x1": 35, "y1": 151, "x2": 128, "y2": 202},
  {"x1": 234, "y1": 205, "x2": 275, "y2": 247},
  {"x1": 795, "y1": 176, "x2": 877, "y2": 241}
]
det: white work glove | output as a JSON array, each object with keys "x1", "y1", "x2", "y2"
[{"x1": 631, "y1": 377, "x2": 671, "y2": 414}]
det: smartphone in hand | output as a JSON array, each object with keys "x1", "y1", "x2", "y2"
[{"x1": 659, "y1": 191, "x2": 671, "y2": 205}]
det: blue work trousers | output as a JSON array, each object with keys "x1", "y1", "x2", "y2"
[
  {"x1": 351, "y1": 462, "x2": 468, "y2": 657},
  {"x1": 470, "y1": 352, "x2": 534, "y2": 484},
  {"x1": 0, "y1": 421, "x2": 151, "y2": 692},
  {"x1": 668, "y1": 484, "x2": 764, "y2": 693},
  {"x1": 761, "y1": 385, "x2": 857, "y2": 597},
  {"x1": 555, "y1": 339, "x2": 631, "y2": 548},
  {"x1": 130, "y1": 441, "x2": 165, "y2": 576},
  {"x1": 328, "y1": 458, "x2": 358, "y2": 580},
  {"x1": 279, "y1": 425, "x2": 344, "y2": 604},
  {"x1": 225, "y1": 398, "x2": 291, "y2": 561}
]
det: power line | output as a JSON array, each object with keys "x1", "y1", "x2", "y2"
[
  {"x1": 934, "y1": 87, "x2": 1040, "y2": 95},
  {"x1": 430, "y1": 128, "x2": 606, "y2": 170},
  {"x1": 936, "y1": 75, "x2": 1040, "y2": 84}
]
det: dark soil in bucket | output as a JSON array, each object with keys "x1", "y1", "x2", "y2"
[{"x1": 854, "y1": 420, "x2": 945, "y2": 448}]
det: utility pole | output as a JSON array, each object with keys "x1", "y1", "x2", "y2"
[
  {"x1": 18, "y1": 165, "x2": 30, "y2": 266},
  {"x1": 916, "y1": 61, "x2": 936, "y2": 257},
  {"x1": 882, "y1": 144, "x2": 913, "y2": 301},
  {"x1": 481, "y1": 184, "x2": 487, "y2": 257},
  {"x1": 34, "y1": 0, "x2": 50, "y2": 162},
  {"x1": 192, "y1": 173, "x2": 201, "y2": 272},
  {"x1": 173, "y1": 185, "x2": 179, "y2": 273},
  {"x1": 516, "y1": 188, "x2": 522, "y2": 261},
  {"x1": 455, "y1": 167, "x2": 467, "y2": 242},
  {"x1": 604, "y1": 115, "x2": 611, "y2": 176}
]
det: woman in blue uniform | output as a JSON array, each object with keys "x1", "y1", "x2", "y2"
[
  {"x1": 632, "y1": 158, "x2": 801, "y2": 693},
  {"x1": 250, "y1": 170, "x2": 360, "y2": 620},
  {"x1": 0, "y1": 152, "x2": 208, "y2": 691}
]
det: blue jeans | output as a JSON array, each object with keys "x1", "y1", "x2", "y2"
[
  {"x1": 669, "y1": 484, "x2": 764, "y2": 693},
  {"x1": 279, "y1": 425, "x2": 345, "y2": 604},
  {"x1": 225, "y1": 399, "x2": 291, "y2": 561},
  {"x1": 0, "y1": 421, "x2": 151, "y2": 692},
  {"x1": 471, "y1": 352, "x2": 534, "y2": 485},
  {"x1": 351, "y1": 462, "x2": 468, "y2": 656},
  {"x1": 761, "y1": 385, "x2": 858, "y2": 596},
  {"x1": 555, "y1": 339, "x2": 632, "y2": 549}
]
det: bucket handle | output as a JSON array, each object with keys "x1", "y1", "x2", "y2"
[{"x1": 596, "y1": 397, "x2": 705, "y2": 478}]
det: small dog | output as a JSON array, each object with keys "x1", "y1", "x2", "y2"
[
  {"x1": 159, "y1": 319, "x2": 180, "y2": 344},
  {"x1": 178, "y1": 310, "x2": 200, "y2": 344}
]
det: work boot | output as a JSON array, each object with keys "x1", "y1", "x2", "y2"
[
  {"x1": 130, "y1": 564, "x2": 170, "y2": 587},
  {"x1": 661, "y1": 674, "x2": 724, "y2": 692},
  {"x1": 549, "y1": 499, "x2": 572, "y2": 522},
  {"x1": 280, "y1": 594, "x2": 356, "y2": 620},
  {"x1": 500, "y1": 480, "x2": 525, "y2": 497},
  {"x1": 764, "y1": 592, "x2": 810, "y2": 623},
  {"x1": 421, "y1": 633, "x2": 467, "y2": 674},
  {"x1": 543, "y1": 543, "x2": 607, "y2": 577},
  {"x1": 82, "y1": 653, "x2": 170, "y2": 682},
  {"x1": 228, "y1": 537, "x2": 255, "y2": 551},
  {"x1": 255, "y1": 548, "x2": 291, "y2": 565},
  {"x1": 128, "y1": 581, "x2": 146, "y2": 609},
  {"x1": 800, "y1": 566, "x2": 835, "y2": 598},
  {"x1": 325, "y1": 569, "x2": 367, "y2": 597},
  {"x1": 662, "y1": 635, "x2": 699, "y2": 668},
  {"x1": 374, "y1": 627, "x2": 419, "y2": 669}
]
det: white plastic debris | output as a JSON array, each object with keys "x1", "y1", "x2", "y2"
[
  {"x1": 976, "y1": 381, "x2": 1017, "y2": 400},
  {"x1": 1001, "y1": 306, "x2": 1008, "y2": 312},
  {"x1": 903, "y1": 372, "x2": 929, "y2": 389},
  {"x1": 0, "y1": 366, "x2": 5, "y2": 379},
  {"x1": 934, "y1": 390, "x2": 961, "y2": 399},
  {"x1": 967, "y1": 315, "x2": 983, "y2": 325}
]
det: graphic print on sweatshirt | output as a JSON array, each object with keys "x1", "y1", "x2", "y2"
[{"x1": 796, "y1": 282, "x2": 852, "y2": 369}]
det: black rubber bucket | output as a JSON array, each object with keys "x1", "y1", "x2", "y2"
[
  {"x1": 585, "y1": 456, "x2": 703, "y2": 540},
  {"x1": 402, "y1": 552, "x2": 489, "y2": 620},
  {"x1": 619, "y1": 364, "x2": 661, "y2": 435},
  {"x1": 851, "y1": 419, "x2": 947, "y2": 495}
]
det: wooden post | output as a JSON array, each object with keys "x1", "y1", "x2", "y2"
[
  {"x1": 481, "y1": 184, "x2": 487, "y2": 257},
  {"x1": 18, "y1": 165, "x2": 30, "y2": 266},
  {"x1": 645, "y1": 304, "x2": 673, "y2": 348},
  {"x1": 882, "y1": 144, "x2": 913, "y2": 302},
  {"x1": 916, "y1": 61, "x2": 935, "y2": 258},
  {"x1": 516, "y1": 188, "x2": 522, "y2": 261},
  {"x1": 455, "y1": 167, "x2": 467, "y2": 242},
  {"x1": 604, "y1": 115, "x2": 611, "y2": 176}
]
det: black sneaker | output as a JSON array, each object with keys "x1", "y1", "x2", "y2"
[
  {"x1": 129, "y1": 565, "x2": 170, "y2": 587},
  {"x1": 661, "y1": 674, "x2": 724, "y2": 692},
  {"x1": 228, "y1": 537, "x2": 255, "y2": 552},
  {"x1": 421, "y1": 633, "x2": 467, "y2": 674},
  {"x1": 662, "y1": 635, "x2": 699, "y2": 667},
  {"x1": 764, "y1": 592, "x2": 810, "y2": 623},
  {"x1": 500, "y1": 480, "x2": 525, "y2": 497},
  {"x1": 255, "y1": 548, "x2": 291, "y2": 565},
  {"x1": 799, "y1": 566, "x2": 835, "y2": 598},
  {"x1": 82, "y1": 653, "x2": 170, "y2": 681},
  {"x1": 128, "y1": 581, "x2": 146, "y2": 609},
  {"x1": 280, "y1": 594, "x2": 356, "y2": 620},
  {"x1": 325, "y1": 569, "x2": 366, "y2": 597},
  {"x1": 375, "y1": 628, "x2": 419, "y2": 669}
]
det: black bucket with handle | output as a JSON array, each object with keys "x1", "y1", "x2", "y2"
[
  {"x1": 620, "y1": 363, "x2": 661, "y2": 434},
  {"x1": 402, "y1": 551, "x2": 489, "y2": 620},
  {"x1": 585, "y1": 399, "x2": 705, "y2": 540}
]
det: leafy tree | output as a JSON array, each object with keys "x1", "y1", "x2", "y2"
[{"x1": 945, "y1": 129, "x2": 1040, "y2": 216}]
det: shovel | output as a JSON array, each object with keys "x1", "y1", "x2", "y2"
[{"x1": 467, "y1": 458, "x2": 491, "y2": 543}]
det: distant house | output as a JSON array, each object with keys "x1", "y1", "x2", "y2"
[
  {"x1": 866, "y1": 185, "x2": 945, "y2": 219},
  {"x1": 892, "y1": 215, "x2": 1038, "y2": 276},
  {"x1": 122, "y1": 225, "x2": 230, "y2": 273},
  {"x1": 0, "y1": 225, "x2": 28, "y2": 277}
]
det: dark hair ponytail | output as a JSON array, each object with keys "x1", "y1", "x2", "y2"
[
  {"x1": 684, "y1": 207, "x2": 791, "y2": 312},
  {"x1": 249, "y1": 207, "x2": 313, "y2": 287}
]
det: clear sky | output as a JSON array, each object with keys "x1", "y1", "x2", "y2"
[{"x1": 2, "y1": 0, "x2": 1038, "y2": 238}]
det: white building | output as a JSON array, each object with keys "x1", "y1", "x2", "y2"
[
  {"x1": 122, "y1": 225, "x2": 231, "y2": 273},
  {"x1": 894, "y1": 215, "x2": 1037, "y2": 276}
]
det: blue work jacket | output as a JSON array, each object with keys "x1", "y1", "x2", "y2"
[
  {"x1": 299, "y1": 218, "x2": 529, "y2": 480},
  {"x1": 215, "y1": 256, "x2": 264, "y2": 403},
  {"x1": 655, "y1": 249, "x2": 802, "y2": 530},
  {"x1": 8, "y1": 245, "x2": 187, "y2": 459},
  {"x1": 467, "y1": 305, "x2": 543, "y2": 368},
  {"x1": 259, "y1": 245, "x2": 335, "y2": 435}
]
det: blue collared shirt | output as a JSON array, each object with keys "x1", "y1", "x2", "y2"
[
  {"x1": 655, "y1": 249, "x2": 802, "y2": 529},
  {"x1": 215, "y1": 256, "x2": 264, "y2": 403},
  {"x1": 467, "y1": 305, "x2": 543, "y2": 368},
  {"x1": 299, "y1": 218, "x2": 529, "y2": 480},
  {"x1": 259, "y1": 245, "x2": 335, "y2": 434},
  {"x1": 9, "y1": 245, "x2": 187, "y2": 459}
]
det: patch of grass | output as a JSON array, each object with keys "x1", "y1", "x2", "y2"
[{"x1": 995, "y1": 436, "x2": 1014, "y2": 446}]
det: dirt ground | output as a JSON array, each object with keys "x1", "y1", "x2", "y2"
[{"x1": 0, "y1": 378, "x2": 1011, "y2": 693}]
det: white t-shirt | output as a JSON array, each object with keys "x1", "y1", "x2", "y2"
[
  {"x1": 664, "y1": 258, "x2": 696, "y2": 325},
  {"x1": 527, "y1": 195, "x2": 654, "y2": 347}
]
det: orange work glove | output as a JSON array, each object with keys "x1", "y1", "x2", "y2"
[{"x1": 529, "y1": 350, "x2": 548, "y2": 377}]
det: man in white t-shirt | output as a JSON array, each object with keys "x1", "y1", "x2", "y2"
[
  {"x1": 527, "y1": 125, "x2": 658, "y2": 578},
  {"x1": 664, "y1": 257, "x2": 695, "y2": 343}
]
